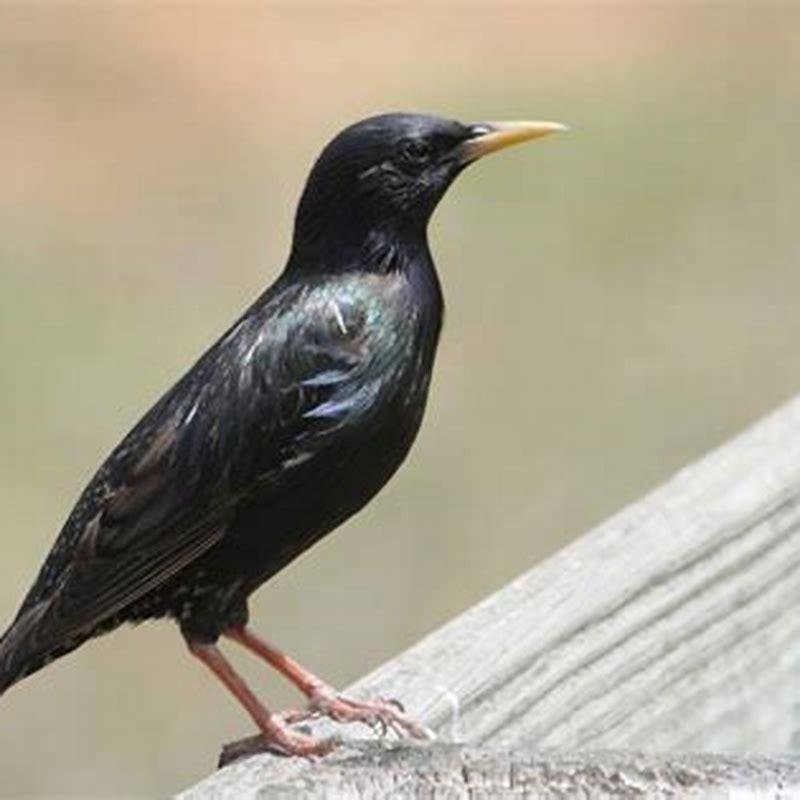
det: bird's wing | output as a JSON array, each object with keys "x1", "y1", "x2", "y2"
[{"x1": 6, "y1": 277, "x2": 408, "y2": 661}]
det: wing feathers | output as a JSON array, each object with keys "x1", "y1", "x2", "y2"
[{"x1": 2, "y1": 276, "x2": 408, "y2": 678}]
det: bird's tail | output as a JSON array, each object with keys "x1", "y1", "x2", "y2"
[
  {"x1": 0, "y1": 628, "x2": 22, "y2": 696},
  {"x1": 0, "y1": 605, "x2": 72, "y2": 697},
  {"x1": 1, "y1": 588, "x2": 110, "y2": 698}
]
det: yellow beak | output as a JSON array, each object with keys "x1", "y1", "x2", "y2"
[{"x1": 458, "y1": 120, "x2": 568, "y2": 163}]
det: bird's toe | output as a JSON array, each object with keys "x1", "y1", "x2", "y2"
[{"x1": 307, "y1": 691, "x2": 434, "y2": 741}]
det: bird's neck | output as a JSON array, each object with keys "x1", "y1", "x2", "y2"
[
  {"x1": 286, "y1": 217, "x2": 443, "y2": 327},
  {"x1": 286, "y1": 221, "x2": 433, "y2": 280}
]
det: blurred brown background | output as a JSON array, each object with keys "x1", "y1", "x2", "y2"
[{"x1": 0, "y1": 2, "x2": 797, "y2": 796}]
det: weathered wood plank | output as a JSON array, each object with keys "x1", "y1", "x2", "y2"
[
  {"x1": 339, "y1": 395, "x2": 800, "y2": 754},
  {"x1": 180, "y1": 743, "x2": 800, "y2": 800},
  {"x1": 182, "y1": 395, "x2": 800, "y2": 797}
]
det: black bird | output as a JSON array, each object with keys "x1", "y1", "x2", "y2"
[{"x1": 0, "y1": 113, "x2": 565, "y2": 755}]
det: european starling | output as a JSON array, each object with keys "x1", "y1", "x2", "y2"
[{"x1": 0, "y1": 113, "x2": 565, "y2": 755}]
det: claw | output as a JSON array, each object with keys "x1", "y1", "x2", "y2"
[
  {"x1": 374, "y1": 716, "x2": 389, "y2": 737},
  {"x1": 303, "y1": 689, "x2": 431, "y2": 741},
  {"x1": 277, "y1": 707, "x2": 309, "y2": 725},
  {"x1": 383, "y1": 696, "x2": 406, "y2": 713}
]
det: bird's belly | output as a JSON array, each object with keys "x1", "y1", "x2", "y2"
[{"x1": 210, "y1": 390, "x2": 428, "y2": 595}]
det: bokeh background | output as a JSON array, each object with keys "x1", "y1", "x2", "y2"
[{"x1": 0, "y1": 2, "x2": 798, "y2": 796}]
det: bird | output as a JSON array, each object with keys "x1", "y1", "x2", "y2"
[{"x1": 0, "y1": 112, "x2": 565, "y2": 756}]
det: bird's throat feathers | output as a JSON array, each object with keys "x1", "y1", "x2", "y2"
[{"x1": 287, "y1": 218, "x2": 434, "y2": 281}]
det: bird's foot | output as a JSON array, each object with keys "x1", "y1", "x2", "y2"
[
  {"x1": 265, "y1": 721, "x2": 336, "y2": 757},
  {"x1": 219, "y1": 721, "x2": 336, "y2": 767},
  {"x1": 287, "y1": 687, "x2": 435, "y2": 740}
]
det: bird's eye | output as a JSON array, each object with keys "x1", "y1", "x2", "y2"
[{"x1": 399, "y1": 138, "x2": 432, "y2": 166}]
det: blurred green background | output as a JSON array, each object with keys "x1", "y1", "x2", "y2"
[{"x1": 0, "y1": 2, "x2": 798, "y2": 796}]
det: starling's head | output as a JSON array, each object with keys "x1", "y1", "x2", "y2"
[{"x1": 289, "y1": 112, "x2": 566, "y2": 272}]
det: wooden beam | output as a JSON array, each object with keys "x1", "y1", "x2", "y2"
[
  {"x1": 180, "y1": 743, "x2": 800, "y2": 799},
  {"x1": 180, "y1": 395, "x2": 800, "y2": 797}
]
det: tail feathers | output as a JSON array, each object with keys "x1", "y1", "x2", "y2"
[
  {"x1": 0, "y1": 603, "x2": 78, "y2": 696},
  {"x1": 0, "y1": 632, "x2": 14, "y2": 695},
  {"x1": 0, "y1": 608, "x2": 42, "y2": 695},
  {"x1": 0, "y1": 627, "x2": 28, "y2": 696}
]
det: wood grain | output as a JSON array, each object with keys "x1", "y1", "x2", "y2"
[{"x1": 181, "y1": 743, "x2": 800, "y2": 799}]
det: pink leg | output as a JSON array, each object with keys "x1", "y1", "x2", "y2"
[
  {"x1": 187, "y1": 640, "x2": 334, "y2": 757},
  {"x1": 225, "y1": 627, "x2": 433, "y2": 740}
]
